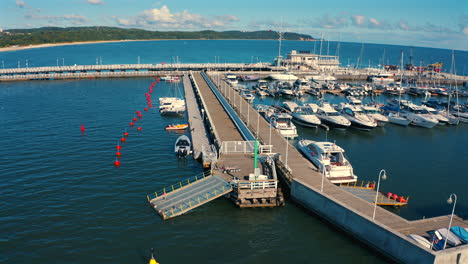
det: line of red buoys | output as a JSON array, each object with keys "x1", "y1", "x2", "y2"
[{"x1": 113, "y1": 79, "x2": 159, "y2": 167}]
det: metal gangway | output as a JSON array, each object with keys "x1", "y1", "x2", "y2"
[{"x1": 147, "y1": 172, "x2": 233, "y2": 220}]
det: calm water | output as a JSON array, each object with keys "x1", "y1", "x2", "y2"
[{"x1": 0, "y1": 40, "x2": 467, "y2": 263}]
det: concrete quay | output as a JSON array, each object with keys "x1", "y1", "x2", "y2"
[{"x1": 206, "y1": 71, "x2": 468, "y2": 263}]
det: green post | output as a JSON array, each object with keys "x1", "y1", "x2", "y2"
[{"x1": 254, "y1": 139, "x2": 260, "y2": 179}]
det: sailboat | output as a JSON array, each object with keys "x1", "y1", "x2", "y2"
[{"x1": 387, "y1": 51, "x2": 411, "y2": 126}]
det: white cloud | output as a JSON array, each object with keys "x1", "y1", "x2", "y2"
[
  {"x1": 352, "y1": 15, "x2": 365, "y2": 26},
  {"x1": 86, "y1": 0, "x2": 103, "y2": 5},
  {"x1": 116, "y1": 5, "x2": 238, "y2": 29},
  {"x1": 368, "y1": 18, "x2": 381, "y2": 27},
  {"x1": 463, "y1": 27, "x2": 468, "y2": 35},
  {"x1": 16, "y1": 0, "x2": 26, "y2": 8},
  {"x1": 398, "y1": 20, "x2": 410, "y2": 31}
]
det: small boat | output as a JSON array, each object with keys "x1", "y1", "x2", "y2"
[
  {"x1": 408, "y1": 234, "x2": 432, "y2": 249},
  {"x1": 387, "y1": 112, "x2": 411, "y2": 126},
  {"x1": 174, "y1": 135, "x2": 192, "y2": 157},
  {"x1": 268, "y1": 73, "x2": 298, "y2": 81},
  {"x1": 437, "y1": 228, "x2": 463, "y2": 247},
  {"x1": 268, "y1": 113, "x2": 298, "y2": 138},
  {"x1": 428, "y1": 230, "x2": 445, "y2": 250},
  {"x1": 450, "y1": 226, "x2": 468, "y2": 243},
  {"x1": 165, "y1": 124, "x2": 189, "y2": 130},
  {"x1": 310, "y1": 103, "x2": 351, "y2": 129},
  {"x1": 160, "y1": 75, "x2": 180, "y2": 82},
  {"x1": 338, "y1": 104, "x2": 377, "y2": 131},
  {"x1": 225, "y1": 74, "x2": 238, "y2": 85},
  {"x1": 291, "y1": 106, "x2": 321, "y2": 128},
  {"x1": 240, "y1": 90, "x2": 255, "y2": 103},
  {"x1": 361, "y1": 105, "x2": 389, "y2": 126},
  {"x1": 297, "y1": 140, "x2": 357, "y2": 184}
]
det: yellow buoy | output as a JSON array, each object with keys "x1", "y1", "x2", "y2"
[{"x1": 149, "y1": 248, "x2": 159, "y2": 264}]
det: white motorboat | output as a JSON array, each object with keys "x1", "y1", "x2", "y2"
[
  {"x1": 421, "y1": 106, "x2": 449, "y2": 125},
  {"x1": 282, "y1": 101, "x2": 299, "y2": 112},
  {"x1": 174, "y1": 135, "x2": 192, "y2": 157},
  {"x1": 291, "y1": 106, "x2": 321, "y2": 127},
  {"x1": 278, "y1": 82, "x2": 295, "y2": 97},
  {"x1": 311, "y1": 74, "x2": 336, "y2": 82},
  {"x1": 159, "y1": 97, "x2": 186, "y2": 115},
  {"x1": 293, "y1": 78, "x2": 311, "y2": 90},
  {"x1": 256, "y1": 89, "x2": 268, "y2": 97},
  {"x1": 297, "y1": 140, "x2": 357, "y2": 184},
  {"x1": 451, "y1": 108, "x2": 468, "y2": 123},
  {"x1": 269, "y1": 113, "x2": 298, "y2": 138},
  {"x1": 361, "y1": 105, "x2": 389, "y2": 126},
  {"x1": 309, "y1": 103, "x2": 351, "y2": 129},
  {"x1": 255, "y1": 80, "x2": 269, "y2": 90},
  {"x1": 160, "y1": 75, "x2": 181, "y2": 82},
  {"x1": 240, "y1": 90, "x2": 255, "y2": 103},
  {"x1": 399, "y1": 101, "x2": 439, "y2": 128},
  {"x1": 225, "y1": 74, "x2": 238, "y2": 85},
  {"x1": 371, "y1": 73, "x2": 395, "y2": 85},
  {"x1": 387, "y1": 112, "x2": 411, "y2": 126},
  {"x1": 408, "y1": 234, "x2": 432, "y2": 249},
  {"x1": 334, "y1": 82, "x2": 350, "y2": 90},
  {"x1": 339, "y1": 104, "x2": 377, "y2": 131},
  {"x1": 268, "y1": 73, "x2": 298, "y2": 81}
]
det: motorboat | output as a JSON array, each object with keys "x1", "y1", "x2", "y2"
[
  {"x1": 160, "y1": 75, "x2": 181, "y2": 82},
  {"x1": 311, "y1": 74, "x2": 336, "y2": 82},
  {"x1": 297, "y1": 140, "x2": 358, "y2": 184},
  {"x1": 371, "y1": 73, "x2": 395, "y2": 85},
  {"x1": 293, "y1": 78, "x2": 310, "y2": 90},
  {"x1": 437, "y1": 228, "x2": 463, "y2": 247},
  {"x1": 408, "y1": 234, "x2": 432, "y2": 249},
  {"x1": 165, "y1": 124, "x2": 189, "y2": 130},
  {"x1": 290, "y1": 106, "x2": 321, "y2": 128},
  {"x1": 282, "y1": 101, "x2": 299, "y2": 112},
  {"x1": 240, "y1": 75, "x2": 260, "y2": 82},
  {"x1": 334, "y1": 82, "x2": 350, "y2": 90},
  {"x1": 174, "y1": 135, "x2": 192, "y2": 157},
  {"x1": 268, "y1": 73, "x2": 298, "y2": 81},
  {"x1": 387, "y1": 112, "x2": 411, "y2": 126},
  {"x1": 254, "y1": 80, "x2": 269, "y2": 90},
  {"x1": 225, "y1": 74, "x2": 238, "y2": 85},
  {"x1": 338, "y1": 104, "x2": 377, "y2": 131},
  {"x1": 269, "y1": 113, "x2": 298, "y2": 138},
  {"x1": 361, "y1": 105, "x2": 389, "y2": 126},
  {"x1": 240, "y1": 90, "x2": 255, "y2": 103},
  {"x1": 399, "y1": 101, "x2": 439, "y2": 128},
  {"x1": 256, "y1": 89, "x2": 268, "y2": 97},
  {"x1": 309, "y1": 103, "x2": 351, "y2": 129},
  {"x1": 421, "y1": 106, "x2": 449, "y2": 125},
  {"x1": 159, "y1": 97, "x2": 186, "y2": 116},
  {"x1": 278, "y1": 82, "x2": 295, "y2": 97}
]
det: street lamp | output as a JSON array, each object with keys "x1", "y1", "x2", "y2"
[
  {"x1": 372, "y1": 169, "x2": 387, "y2": 220},
  {"x1": 320, "y1": 164, "x2": 325, "y2": 192},
  {"x1": 443, "y1": 193, "x2": 457, "y2": 250}
]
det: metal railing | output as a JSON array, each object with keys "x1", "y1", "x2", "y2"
[
  {"x1": 146, "y1": 170, "x2": 211, "y2": 202},
  {"x1": 236, "y1": 179, "x2": 278, "y2": 190}
]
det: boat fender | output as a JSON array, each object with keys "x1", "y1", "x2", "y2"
[
  {"x1": 392, "y1": 194, "x2": 399, "y2": 200},
  {"x1": 387, "y1": 192, "x2": 393, "y2": 198}
]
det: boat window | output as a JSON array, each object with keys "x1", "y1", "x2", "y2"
[
  {"x1": 327, "y1": 111, "x2": 340, "y2": 116},
  {"x1": 344, "y1": 108, "x2": 355, "y2": 116},
  {"x1": 177, "y1": 140, "x2": 190, "y2": 147}
]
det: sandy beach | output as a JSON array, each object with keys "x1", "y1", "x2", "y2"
[{"x1": 0, "y1": 39, "x2": 163, "y2": 52}]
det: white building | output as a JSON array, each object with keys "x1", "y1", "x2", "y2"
[{"x1": 282, "y1": 50, "x2": 340, "y2": 71}]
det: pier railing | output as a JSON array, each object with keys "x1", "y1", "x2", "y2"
[
  {"x1": 146, "y1": 170, "x2": 211, "y2": 201},
  {"x1": 236, "y1": 179, "x2": 278, "y2": 190},
  {"x1": 219, "y1": 141, "x2": 273, "y2": 154}
]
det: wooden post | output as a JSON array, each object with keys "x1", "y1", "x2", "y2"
[
  {"x1": 180, "y1": 182, "x2": 182, "y2": 188},
  {"x1": 155, "y1": 192, "x2": 158, "y2": 198}
]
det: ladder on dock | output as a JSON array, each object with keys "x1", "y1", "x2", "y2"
[{"x1": 147, "y1": 172, "x2": 233, "y2": 220}]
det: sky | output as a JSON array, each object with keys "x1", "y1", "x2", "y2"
[{"x1": 0, "y1": 0, "x2": 467, "y2": 50}]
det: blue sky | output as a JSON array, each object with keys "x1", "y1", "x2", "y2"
[{"x1": 0, "y1": 0, "x2": 467, "y2": 50}]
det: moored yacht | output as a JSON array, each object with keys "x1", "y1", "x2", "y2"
[
  {"x1": 361, "y1": 105, "x2": 389, "y2": 126},
  {"x1": 282, "y1": 101, "x2": 299, "y2": 112},
  {"x1": 240, "y1": 90, "x2": 255, "y2": 103},
  {"x1": 297, "y1": 140, "x2": 358, "y2": 184},
  {"x1": 268, "y1": 113, "x2": 298, "y2": 138},
  {"x1": 338, "y1": 104, "x2": 377, "y2": 131},
  {"x1": 308, "y1": 103, "x2": 351, "y2": 129},
  {"x1": 399, "y1": 101, "x2": 439, "y2": 128},
  {"x1": 291, "y1": 106, "x2": 321, "y2": 128},
  {"x1": 421, "y1": 105, "x2": 449, "y2": 125},
  {"x1": 268, "y1": 73, "x2": 298, "y2": 81}
]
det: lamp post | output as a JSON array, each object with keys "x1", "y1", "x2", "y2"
[
  {"x1": 443, "y1": 193, "x2": 457, "y2": 250},
  {"x1": 372, "y1": 169, "x2": 387, "y2": 220},
  {"x1": 320, "y1": 164, "x2": 325, "y2": 192},
  {"x1": 269, "y1": 124, "x2": 272, "y2": 145}
]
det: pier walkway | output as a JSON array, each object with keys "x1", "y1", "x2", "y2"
[
  {"x1": 182, "y1": 74, "x2": 216, "y2": 167},
  {"x1": 206, "y1": 71, "x2": 468, "y2": 262}
]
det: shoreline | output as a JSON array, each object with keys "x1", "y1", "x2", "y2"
[{"x1": 0, "y1": 38, "x2": 315, "y2": 53}]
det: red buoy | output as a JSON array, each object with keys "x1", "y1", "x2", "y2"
[
  {"x1": 132, "y1": 117, "x2": 137, "y2": 122},
  {"x1": 120, "y1": 137, "x2": 126, "y2": 142},
  {"x1": 137, "y1": 127, "x2": 142, "y2": 131},
  {"x1": 116, "y1": 145, "x2": 121, "y2": 150},
  {"x1": 80, "y1": 124, "x2": 85, "y2": 134},
  {"x1": 116, "y1": 151, "x2": 121, "y2": 156},
  {"x1": 136, "y1": 111, "x2": 141, "y2": 114},
  {"x1": 369, "y1": 183, "x2": 375, "y2": 189},
  {"x1": 114, "y1": 160, "x2": 121, "y2": 167},
  {"x1": 129, "y1": 122, "x2": 134, "y2": 127},
  {"x1": 138, "y1": 114, "x2": 142, "y2": 118},
  {"x1": 144, "y1": 108, "x2": 148, "y2": 111},
  {"x1": 123, "y1": 132, "x2": 129, "y2": 137}
]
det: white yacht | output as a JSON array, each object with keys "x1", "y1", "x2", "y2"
[
  {"x1": 282, "y1": 101, "x2": 299, "y2": 112},
  {"x1": 225, "y1": 74, "x2": 238, "y2": 85},
  {"x1": 256, "y1": 89, "x2": 268, "y2": 97},
  {"x1": 255, "y1": 80, "x2": 269, "y2": 89},
  {"x1": 297, "y1": 140, "x2": 358, "y2": 184},
  {"x1": 293, "y1": 78, "x2": 311, "y2": 90},
  {"x1": 269, "y1": 113, "x2": 298, "y2": 138},
  {"x1": 278, "y1": 82, "x2": 295, "y2": 97},
  {"x1": 160, "y1": 75, "x2": 181, "y2": 82},
  {"x1": 339, "y1": 104, "x2": 378, "y2": 131},
  {"x1": 268, "y1": 73, "x2": 298, "y2": 81},
  {"x1": 311, "y1": 74, "x2": 337, "y2": 82},
  {"x1": 421, "y1": 106, "x2": 450, "y2": 125},
  {"x1": 387, "y1": 112, "x2": 411, "y2": 126},
  {"x1": 291, "y1": 106, "x2": 321, "y2": 128},
  {"x1": 308, "y1": 103, "x2": 351, "y2": 129},
  {"x1": 361, "y1": 105, "x2": 389, "y2": 126},
  {"x1": 371, "y1": 73, "x2": 395, "y2": 85},
  {"x1": 240, "y1": 90, "x2": 255, "y2": 103},
  {"x1": 400, "y1": 101, "x2": 439, "y2": 128}
]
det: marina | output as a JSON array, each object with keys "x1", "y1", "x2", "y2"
[{"x1": 1, "y1": 39, "x2": 467, "y2": 263}]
